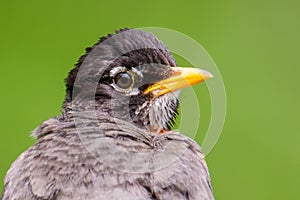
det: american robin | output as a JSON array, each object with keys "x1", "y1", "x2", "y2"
[{"x1": 1, "y1": 29, "x2": 214, "y2": 200}]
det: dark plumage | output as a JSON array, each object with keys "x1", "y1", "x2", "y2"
[{"x1": 1, "y1": 29, "x2": 214, "y2": 200}]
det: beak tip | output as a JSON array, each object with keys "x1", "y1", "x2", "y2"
[{"x1": 196, "y1": 69, "x2": 214, "y2": 79}]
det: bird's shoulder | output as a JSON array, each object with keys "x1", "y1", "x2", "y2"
[{"x1": 1, "y1": 117, "x2": 152, "y2": 199}]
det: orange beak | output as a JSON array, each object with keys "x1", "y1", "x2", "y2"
[{"x1": 144, "y1": 67, "x2": 213, "y2": 97}]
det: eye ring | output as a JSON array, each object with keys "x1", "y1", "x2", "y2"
[
  {"x1": 113, "y1": 72, "x2": 133, "y2": 90},
  {"x1": 109, "y1": 66, "x2": 141, "y2": 94}
]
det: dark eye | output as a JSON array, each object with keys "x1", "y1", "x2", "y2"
[{"x1": 114, "y1": 72, "x2": 133, "y2": 89}]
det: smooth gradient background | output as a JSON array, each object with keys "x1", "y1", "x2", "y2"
[{"x1": 0, "y1": 0, "x2": 299, "y2": 199}]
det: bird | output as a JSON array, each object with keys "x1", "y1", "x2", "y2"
[{"x1": 1, "y1": 28, "x2": 214, "y2": 200}]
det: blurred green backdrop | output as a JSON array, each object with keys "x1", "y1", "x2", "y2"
[{"x1": 0, "y1": 0, "x2": 299, "y2": 199}]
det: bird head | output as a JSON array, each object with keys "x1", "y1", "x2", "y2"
[{"x1": 64, "y1": 29, "x2": 212, "y2": 134}]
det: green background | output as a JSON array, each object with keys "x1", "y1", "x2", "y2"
[{"x1": 0, "y1": 0, "x2": 299, "y2": 199}]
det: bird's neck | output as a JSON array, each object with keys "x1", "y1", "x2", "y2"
[
  {"x1": 61, "y1": 99, "x2": 153, "y2": 132},
  {"x1": 61, "y1": 95, "x2": 178, "y2": 134}
]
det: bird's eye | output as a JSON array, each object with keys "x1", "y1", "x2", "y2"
[{"x1": 114, "y1": 72, "x2": 133, "y2": 89}]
